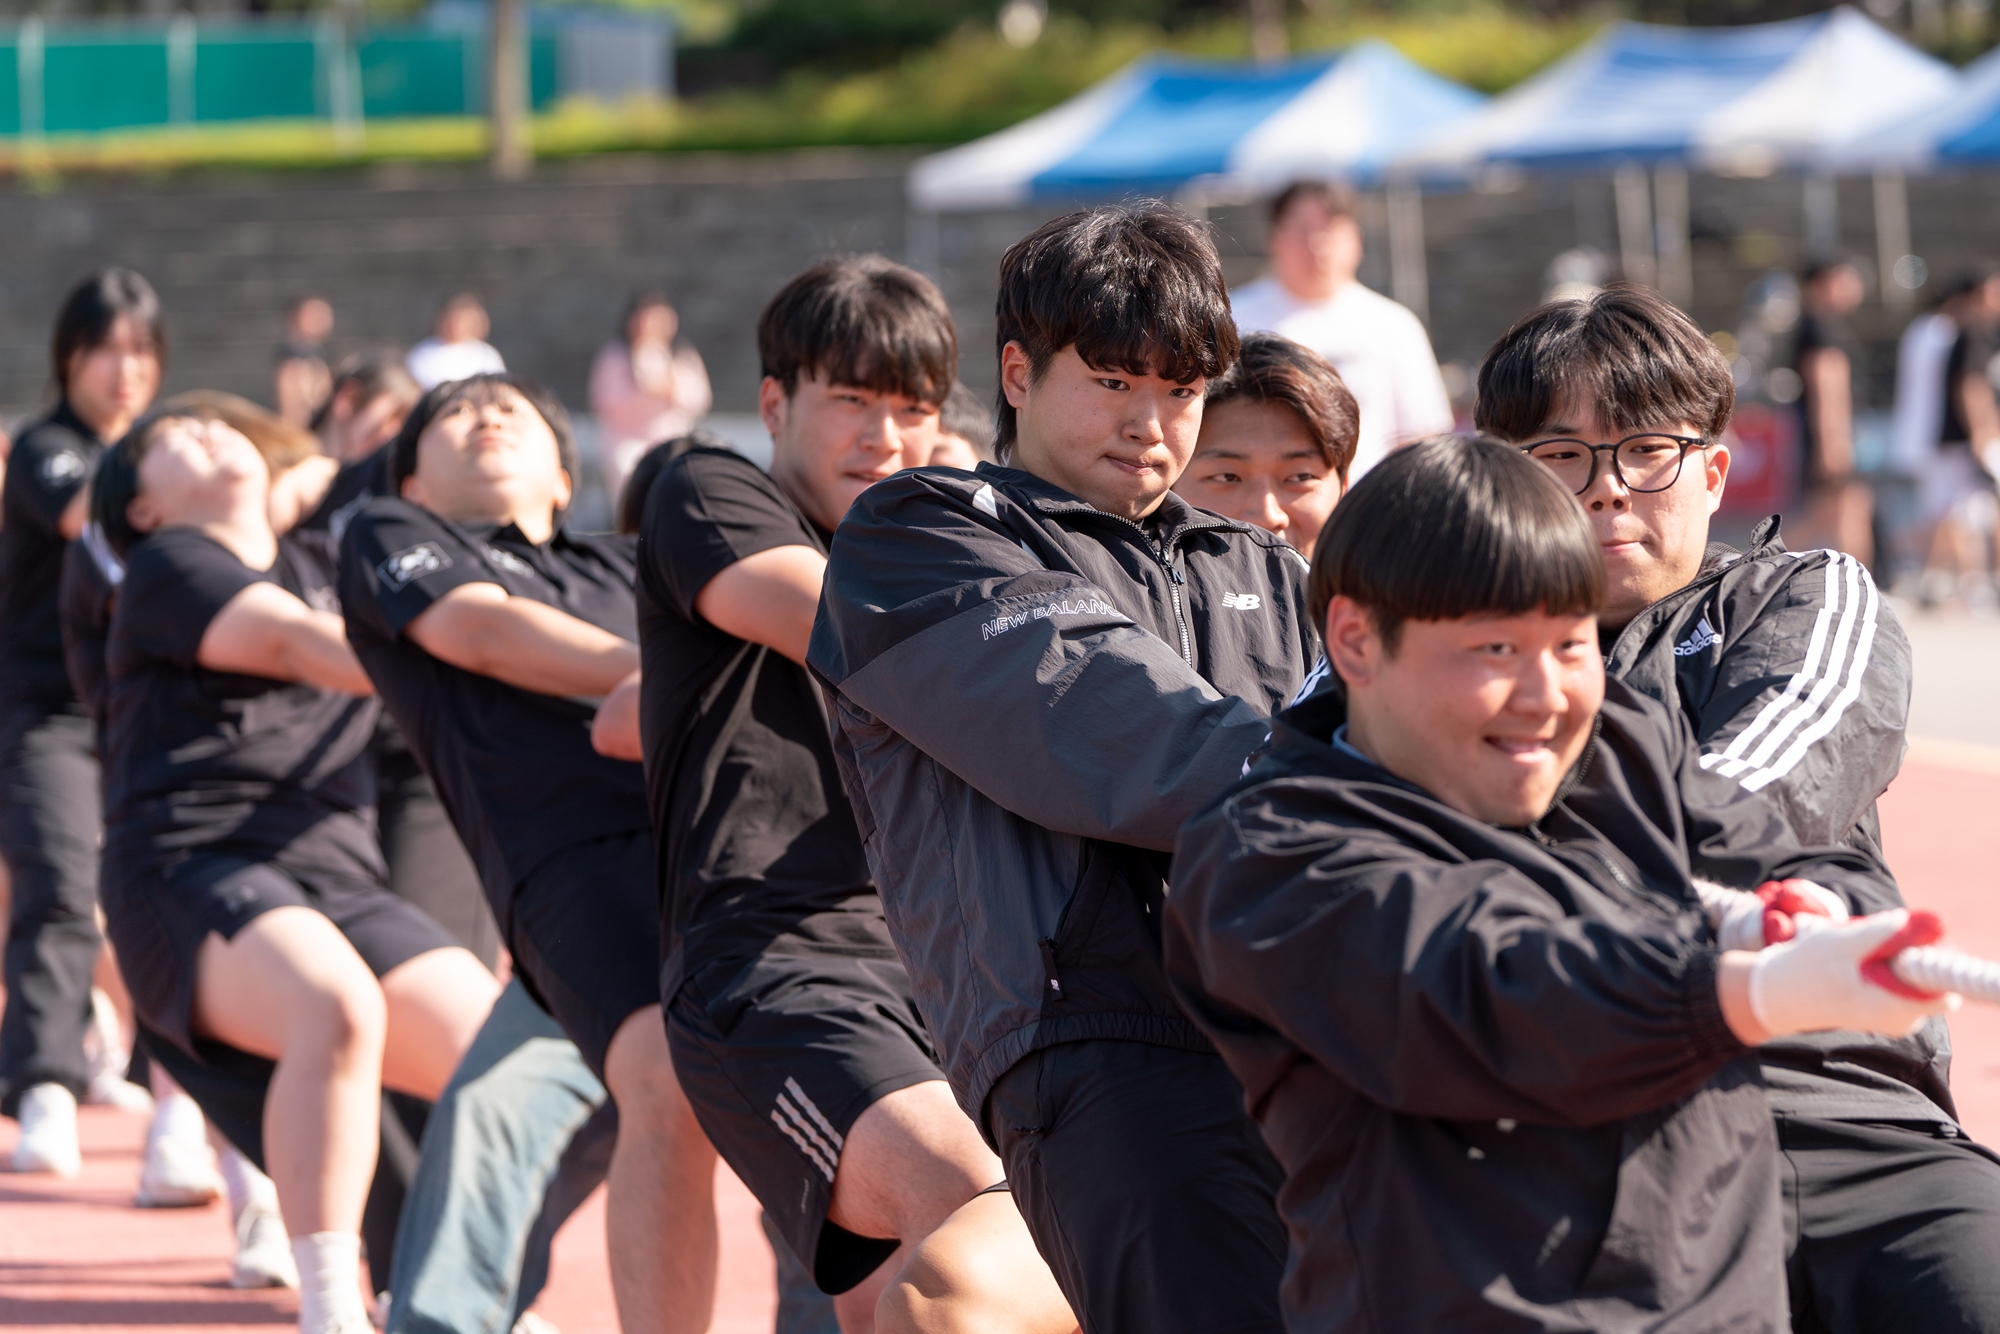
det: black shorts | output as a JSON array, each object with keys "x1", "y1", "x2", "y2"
[
  {"x1": 666, "y1": 948, "x2": 945, "y2": 1295},
  {"x1": 986, "y1": 1039, "x2": 1287, "y2": 1334},
  {"x1": 1781, "y1": 1112, "x2": 2000, "y2": 1331},
  {"x1": 101, "y1": 851, "x2": 455, "y2": 1063},
  {"x1": 505, "y1": 829, "x2": 662, "y2": 1080}
]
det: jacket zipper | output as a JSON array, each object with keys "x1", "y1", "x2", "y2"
[{"x1": 1161, "y1": 553, "x2": 1192, "y2": 666}]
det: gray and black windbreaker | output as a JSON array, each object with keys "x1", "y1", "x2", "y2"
[
  {"x1": 807, "y1": 462, "x2": 1318, "y2": 1124},
  {"x1": 1607, "y1": 515, "x2": 1951, "y2": 1122}
]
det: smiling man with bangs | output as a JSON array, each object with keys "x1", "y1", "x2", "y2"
[{"x1": 1164, "y1": 436, "x2": 1957, "y2": 1333}]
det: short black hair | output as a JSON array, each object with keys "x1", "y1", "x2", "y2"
[
  {"x1": 309, "y1": 351, "x2": 421, "y2": 436},
  {"x1": 1309, "y1": 434, "x2": 1604, "y2": 653},
  {"x1": 53, "y1": 268, "x2": 165, "y2": 396},
  {"x1": 1205, "y1": 333, "x2": 1359, "y2": 481},
  {"x1": 994, "y1": 202, "x2": 1237, "y2": 457},
  {"x1": 939, "y1": 382, "x2": 995, "y2": 461},
  {"x1": 617, "y1": 427, "x2": 729, "y2": 535},
  {"x1": 1269, "y1": 179, "x2": 1358, "y2": 229},
  {"x1": 757, "y1": 256, "x2": 956, "y2": 408},
  {"x1": 387, "y1": 373, "x2": 575, "y2": 496},
  {"x1": 1474, "y1": 283, "x2": 1734, "y2": 444}
]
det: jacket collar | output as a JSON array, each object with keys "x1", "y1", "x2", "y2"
[
  {"x1": 1605, "y1": 513, "x2": 1787, "y2": 660},
  {"x1": 972, "y1": 460, "x2": 1250, "y2": 546}
]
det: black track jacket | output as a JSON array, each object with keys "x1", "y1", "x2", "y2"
[
  {"x1": 1607, "y1": 516, "x2": 1948, "y2": 1122},
  {"x1": 808, "y1": 462, "x2": 1318, "y2": 1124},
  {"x1": 1163, "y1": 678, "x2": 1904, "y2": 1331}
]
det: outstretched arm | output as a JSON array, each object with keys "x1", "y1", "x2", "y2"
[
  {"x1": 201, "y1": 581, "x2": 374, "y2": 695},
  {"x1": 405, "y1": 582, "x2": 638, "y2": 698},
  {"x1": 694, "y1": 543, "x2": 826, "y2": 667}
]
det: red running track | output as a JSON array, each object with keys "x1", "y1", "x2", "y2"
[{"x1": 5, "y1": 754, "x2": 2000, "y2": 1332}]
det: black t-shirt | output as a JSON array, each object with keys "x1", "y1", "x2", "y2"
[
  {"x1": 296, "y1": 445, "x2": 391, "y2": 550},
  {"x1": 1793, "y1": 312, "x2": 1857, "y2": 482},
  {"x1": 0, "y1": 402, "x2": 105, "y2": 710},
  {"x1": 1941, "y1": 324, "x2": 1997, "y2": 449},
  {"x1": 57, "y1": 525, "x2": 123, "y2": 730},
  {"x1": 101, "y1": 528, "x2": 383, "y2": 888},
  {"x1": 636, "y1": 447, "x2": 887, "y2": 1000},
  {"x1": 340, "y1": 496, "x2": 651, "y2": 920}
]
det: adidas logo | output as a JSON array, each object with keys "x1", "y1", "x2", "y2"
[
  {"x1": 1673, "y1": 616, "x2": 1720, "y2": 657},
  {"x1": 1222, "y1": 592, "x2": 1262, "y2": 611}
]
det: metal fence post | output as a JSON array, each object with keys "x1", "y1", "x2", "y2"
[
  {"x1": 19, "y1": 16, "x2": 43, "y2": 142},
  {"x1": 167, "y1": 14, "x2": 195, "y2": 126}
]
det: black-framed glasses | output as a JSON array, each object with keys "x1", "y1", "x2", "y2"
[{"x1": 1518, "y1": 434, "x2": 1707, "y2": 495}]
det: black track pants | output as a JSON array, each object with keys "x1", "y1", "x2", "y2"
[
  {"x1": 0, "y1": 706, "x2": 101, "y2": 1117},
  {"x1": 987, "y1": 1038, "x2": 1287, "y2": 1334},
  {"x1": 1783, "y1": 1112, "x2": 2000, "y2": 1333}
]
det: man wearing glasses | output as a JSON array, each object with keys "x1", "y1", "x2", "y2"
[{"x1": 1477, "y1": 282, "x2": 2000, "y2": 1333}]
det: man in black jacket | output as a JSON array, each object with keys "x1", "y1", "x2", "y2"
[
  {"x1": 1164, "y1": 436, "x2": 1957, "y2": 1332},
  {"x1": 810, "y1": 203, "x2": 1319, "y2": 1332},
  {"x1": 1477, "y1": 284, "x2": 2000, "y2": 1332}
]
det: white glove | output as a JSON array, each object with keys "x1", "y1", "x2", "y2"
[
  {"x1": 1712, "y1": 878, "x2": 1850, "y2": 952},
  {"x1": 1748, "y1": 910, "x2": 1960, "y2": 1039}
]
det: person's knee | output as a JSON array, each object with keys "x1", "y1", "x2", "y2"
[
  {"x1": 290, "y1": 972, "x2": 387, "y2": 1061},
  {"x1": 604, "y1": 1006, "x2": 698, "y2": 1138},
  {"x1": 875, "y1": 1234, "x2": 1023, "y2": 1334}
]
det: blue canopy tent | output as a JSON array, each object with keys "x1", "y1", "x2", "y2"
[
  {"x1": 1836, "y1": 43, "x2": 2000, "y2": 168},
  {"x1": 905, "y1": 41, "x2": 1485, "y2": 320},
  {"x1": 1396, "y1": 7, "x2": 1959, "y2": 307}
]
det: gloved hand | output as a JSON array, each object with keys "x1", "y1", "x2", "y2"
[
  {"x1": 1713, "y1": 878, "x2": 1850, "y2": 952},
  {"x1": 1748, "y1": 910, "x2": 1960, "y2": 1039}
]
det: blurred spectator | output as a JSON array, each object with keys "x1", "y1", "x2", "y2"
[
  {"x1": 1173, "y1": 333, "x2": 1357, "y2": 559},
  {"x1": 1790, "y1": 258, "x2": 1873, "y2": 563},
  {"x1": 313, "y1": 353, "x2": 423, "y2": 465},
  {"x1": 1921, "y1": 269, "x2": 2000, "y2": 606},
  {"x1": 273, "y1": 295, "x2": 334, "y2": 427},
  {"x1": 406, "y1": 293, "x2": 505, "y2": 391},
  {"x1": 1229, "y1": 180, "x2": 1452, "y2": 479},
  {"x1": 927, "y1": 382, "x2": 993, "y2": 469},
  {"x1": 616, "y1": 428, "x2": 730, "y2": 535},
  {"x1": 590, "y1": 291, "x2": 712, "y2": 505}
]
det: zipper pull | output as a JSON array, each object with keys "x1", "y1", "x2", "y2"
[{"x1": 1038, "y1": 938, "x2": 1065, "y2": 1001}]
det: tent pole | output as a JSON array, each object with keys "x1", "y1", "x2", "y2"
[
  {"x1": 1803, "y1": 172, "x2": 1840, "y2": 259},
  {"x1": 1386, "y1": 176, "x2": 1429, "y2": 326},
  {"x1": 1652, "y1": 162, "x2": 1692, "y2": 311},
  {"x1": 1873, "y1": 168, "x2": 1913, "y2": 313},
  {"x1": 906, "y1": 207, "x2": 942, "y2": 280},
  {"x1": 1614, "y1": 164, "x2": 1656, "y2": 290}
]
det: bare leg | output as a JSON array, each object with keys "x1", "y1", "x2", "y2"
[
  {"x1": 375, "y1": 946, "x2": 499, "y2": 1102},
  {"x1": 877, "y1": 1192, "x2": 1077, "y2": 1334},
  {"x1": 601, "y1": 1004, "x2": 719, "y2": 1333},
  {"x1": 820, "y1": 1080, "x2": 1075, "y2": 1334},
  {"x1": 192, "y1": 906, "x2": 385, "y2": 1237}
]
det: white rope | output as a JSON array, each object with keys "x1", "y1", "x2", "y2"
[{"x1": 1693, "y1": 880, "x2": 2000, "y2": 1003}]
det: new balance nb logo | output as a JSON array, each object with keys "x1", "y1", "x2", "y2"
[
  {"x1": 1673, "y1": 616, "x2": 1720, "y2": 657},
  {"x1": 378, "y1": 542, "x2": 451, "y2": 592},
  {"x1": 1222, "y1": 592, "x2": 1262, "y2": 611}
]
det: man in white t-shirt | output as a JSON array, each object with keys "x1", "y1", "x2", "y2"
[
  {"x1": 406, "y1": 293, "x2": 508, "y2": 391},
  {"x1": 1229, "y1": 181, "x2": 1452, "y2": 478}
]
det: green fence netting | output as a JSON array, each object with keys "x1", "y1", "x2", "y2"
[{"x1": 3, "y1": 21, "x2": 564, "y2": 135}]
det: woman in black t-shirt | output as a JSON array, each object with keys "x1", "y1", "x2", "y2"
[{"x1": 91, "y1": 404, "x2": 500, "y2": 1334}]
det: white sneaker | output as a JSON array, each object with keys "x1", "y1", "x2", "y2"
[
  {"x1": 513, "y1": 1313, "x2": 561, "y2": 1334},
  {"x1": 86, "y1": 1070, "x2": 155, "y2": 1114},
  {"x1": 135, "y1": 1125, "x2": 221, "y2": 1208},
  {"x1": 11, "y1": 1083, "x2": 81, "y2": 1177},
  {"x1": 231, "y1": 1196, "x2": 300, "y2": 1290}
]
